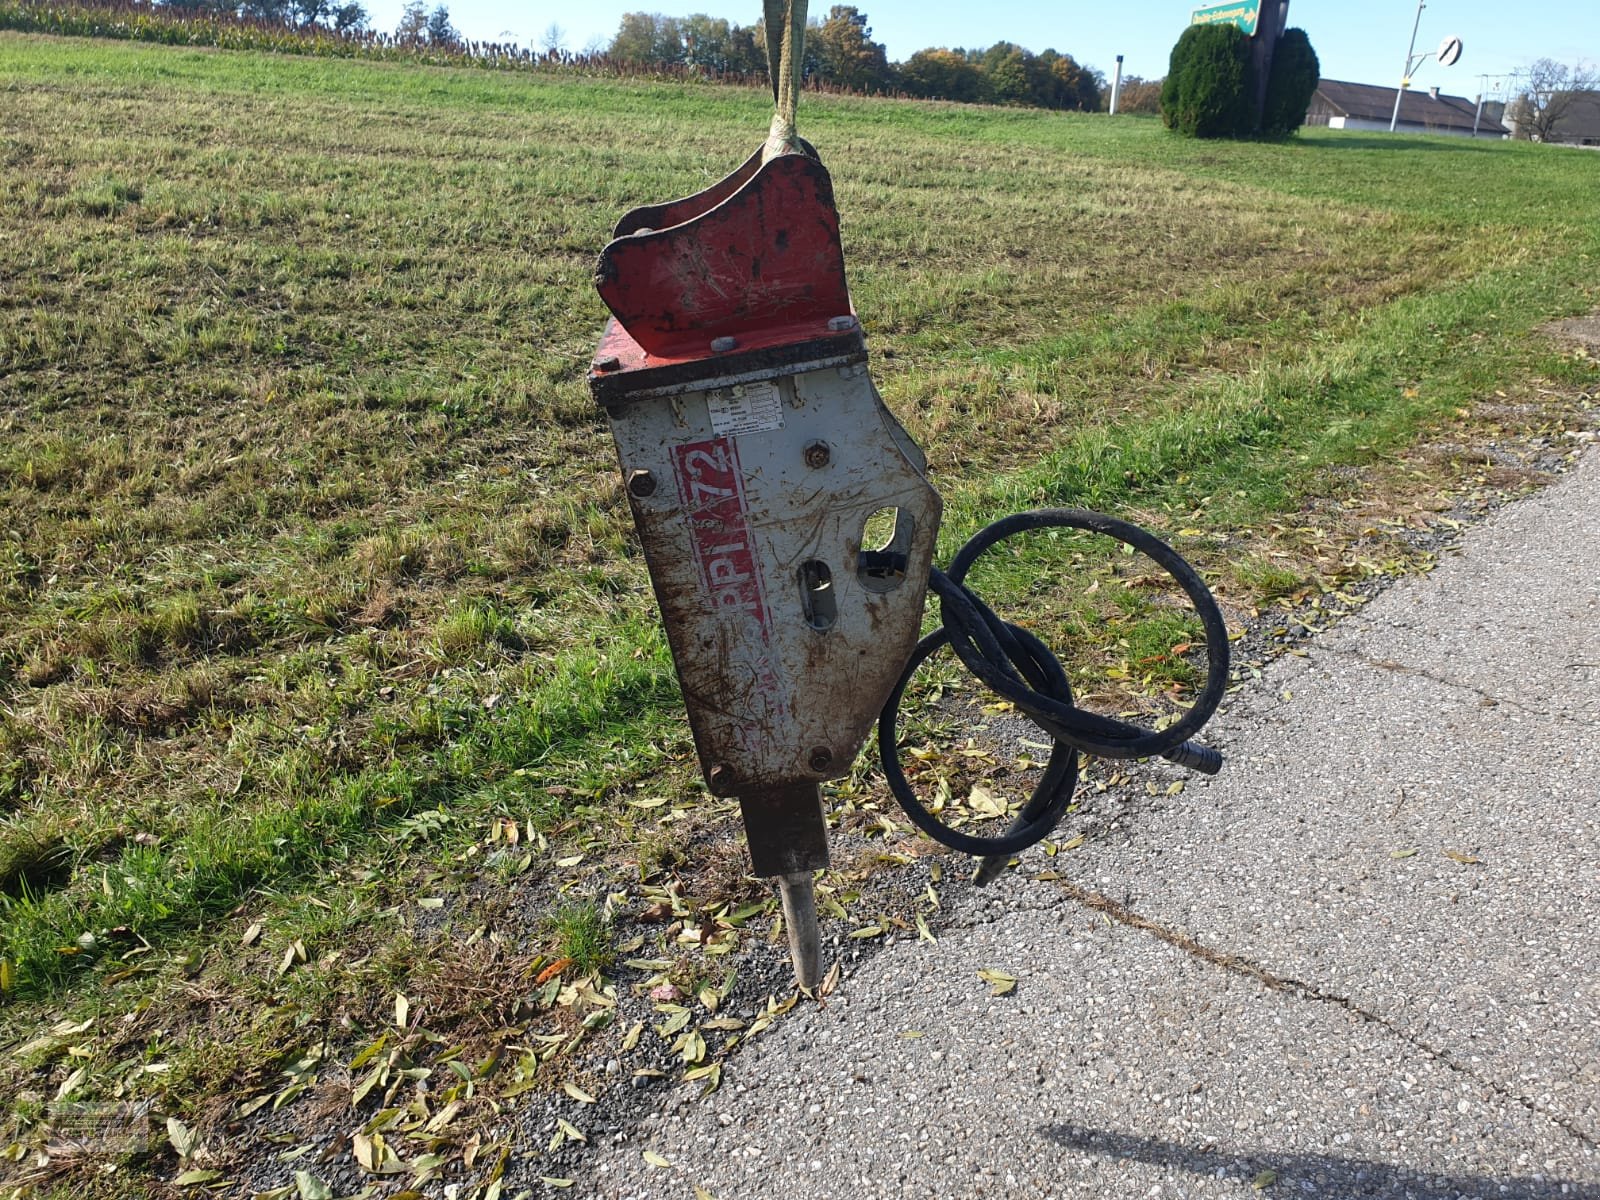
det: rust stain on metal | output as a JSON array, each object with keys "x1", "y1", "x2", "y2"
[{"x1": 593, "y1": 154, "x2": 850, "y2": 359}]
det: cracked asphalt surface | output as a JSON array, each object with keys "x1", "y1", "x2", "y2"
[{"x1": 585, "y1": 446, "x2": 1600, "y2": 1200}]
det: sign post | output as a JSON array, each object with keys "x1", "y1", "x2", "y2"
[
  {"x1": 1190, "y1": 0, "x2": 1263, "y2": 35},
  {"x1": 1387, "y1": 0, "x2": 1464, "y2": 133},
  {"x1": 1191, "y1": 0, "x2": 1289, "y2": 133}
]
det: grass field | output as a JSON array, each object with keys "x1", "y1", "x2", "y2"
[{"x1": 1, "y1": 31, "x2": 1597, "y2": 1196}]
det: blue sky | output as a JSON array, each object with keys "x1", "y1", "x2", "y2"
[{"x1": 364, "y1": 0, "x2": 1597, "y2": 101}]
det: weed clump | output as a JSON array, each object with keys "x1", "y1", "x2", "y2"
[
  {"x1": 153, "y1": 592, "x2": 207, "y2": 651},
  {"x1": 546, "y1": 901, "x2": 613, "y2": 975},
  {"x1": 432, "y1": 599, "x2": 523, "y2": 662},
  {"x1": 0, "y1": 717, "x2": 37, "y2": 807},
  {"x1": 353, "y1": 529, "x2": 431, "y2": 581},
  {"x1": 0, "y1": 824, "x2": 73, "y2": 899}
]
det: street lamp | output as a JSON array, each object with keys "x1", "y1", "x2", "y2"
[{"x1": 1388, "y1": 0, "x2": 1463, "y2": 132}]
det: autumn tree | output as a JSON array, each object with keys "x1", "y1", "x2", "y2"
[
  {"x1": 1107, "y1": 75, "x2": 1163, "y2": 113},
  {"x1": 980, "y1": 41, "x2": 1034, "y2": 105},
  {"x1": 678, "y1": 13, "x2": 762, "y2": 74},
  {"x1": 609, "y1": 12, "x2": 686, "y2": 64},
  {"x1": 1038, "y1": 49, "x2": 1101, "y2": 111},
  {"x1": 898, "y1": 48, "x2": 986, "y2": 102},
  {"x1": 811, "y1": 5, "x2": 892, "y2": 93},
  {"x1": 723, "y1": 22, "x2": 764, "y2": 74},
  {"x1": 679, "y1": 12, "x2": 729, "y2": 69},
  {"x1": 962, "y1": 42, "x2": 1098, "y2": 110}
]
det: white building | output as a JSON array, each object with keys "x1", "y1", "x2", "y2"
[{"x1": 1305, "y1": 78, "x2": 1505, "y2": 138}]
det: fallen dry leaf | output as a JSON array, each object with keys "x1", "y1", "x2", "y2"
[
  {"x1": 535, "y1": 957, "x2": 573, "y2": 986},
  {"x1": 977, "y1": 968, "x2": 1018, "y2": 996}
]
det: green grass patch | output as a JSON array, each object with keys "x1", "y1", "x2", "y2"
[
  {"x1": 2, "y1": 31, "x2": 1596, "y2": 998},
  {"x1": 546, "y1": 901, "x2": 616, "y2": 976}
]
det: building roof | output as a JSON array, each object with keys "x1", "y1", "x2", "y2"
[
  {"x1": 1548, "y1": 92, "x2": 1600, "y2": 142},
  {"x1": 1313, "y1": 78, "x2": 1493, "y2": 132}
]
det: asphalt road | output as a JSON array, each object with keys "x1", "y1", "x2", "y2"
[{"x1": 586, "y1": 446, "x2": 1600, "y2": 1200}]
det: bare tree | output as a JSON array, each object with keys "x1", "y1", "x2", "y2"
[
  {"x1": 540, "y1": 22, "x2": 566, "y2": 54},
  {"x1": 1507, "y1": 57, "x2": 1599, "y2": 141},
  {"x1": 395, "y1": 0, "x2": 427, "y2": 44}
]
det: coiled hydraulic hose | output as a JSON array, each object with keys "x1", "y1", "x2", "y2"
[{"x1": 877, "y1": 509, "x2": 1229, "y2": 860}]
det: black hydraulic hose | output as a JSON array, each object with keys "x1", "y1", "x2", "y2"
[{"x1": 877, "y1": 509, "x2": 1229, "y2": 859}]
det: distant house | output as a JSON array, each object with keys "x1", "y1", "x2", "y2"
[
  {"x1": 1305, "y1": 78, "x2": 1505, "y2": 138},
  {"x1": 1504, "y1": 91, "x2": 1600, "y2": 146}
]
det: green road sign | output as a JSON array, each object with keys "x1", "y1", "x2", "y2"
[{"x1": 1191, "y1": 0, "x2": 1261, "y2": 36}]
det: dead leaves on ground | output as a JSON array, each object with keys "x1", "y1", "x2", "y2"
[
  {"x1": 977, "y1": 968, "x2": 1018, "y2": 997},
  {"x1": 3, "y1": 792, "x2": 914, "y2": 1198}
]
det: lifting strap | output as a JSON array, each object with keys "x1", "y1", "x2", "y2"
[{"x1": 762, "y1": 0, "x2": 808, "y2": 160}]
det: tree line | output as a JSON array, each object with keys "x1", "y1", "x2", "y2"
[
  {"x1": 605, "y1": 7, "x2": 1134, "y2": 112},
  {"x1": 156, "y1": 0, "x2": 372, "y2": 35},
  {"x1": 139, "y1": 0, "x2": 456, "y2": 47},
  {"x1": 3, "y1": 0, "x2": 1168, "y2": 113}
]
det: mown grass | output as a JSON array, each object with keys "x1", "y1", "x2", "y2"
[{"x1": 1, "y1": 30, "x2": 1597, "y2": 1195}]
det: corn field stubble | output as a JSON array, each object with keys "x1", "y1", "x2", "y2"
[{"x1": 1, "y1": 30, "x2": 1598, "y2": 1194}]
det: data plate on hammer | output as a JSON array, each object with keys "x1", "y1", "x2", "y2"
[{"x1": 608, "y1": 361, "x2": 941, "y2": 795}]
